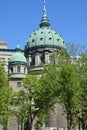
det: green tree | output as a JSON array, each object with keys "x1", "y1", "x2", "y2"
[
  {"x1": 40, "y1": 46, "x2": 82, "y2": 130},
  {"x1": 78, "y1": 53, "x2": 87, "y2": 130},
  {"x1": 11, "y1": 90, "x2": 29, "y2": 130},
  {"x1": 36, "y1": 46, "x2": 87, "y2": 130},
  {"x1": 58, "y1": 59, "x2": 80, "y2": 130},
  {"x1": 22, "y1": 74, "x2": 41, "y2": 130},
  {"x1": 11, "y1": 45, "x2": 87, "y2": 130},
  {"x1": 12, "y1": 74, "x2": 55, "y2": 130},
  {"x1": 12, "y1": 69, "x2": 61, "y2": 130},
  {"x1": 0, "y1": 63, "x2": 12, "y2": 130}
]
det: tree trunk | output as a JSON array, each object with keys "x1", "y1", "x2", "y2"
[
  {"x1": 82, "y1": 123, "x2": 85, "y2": 130},
  {"x1": 28, "y1": 117, "x2": 33, "y2": 130},
  {"x1": 70, "y1": 111, "x2": 72, "y2": 130},
  {"x1": 67, "y1": 114, "x2": 70, "y2": 130},
  {"x1": 67, "y1": 113, "x2": 72, "y2": 130},
  {"x1": 3, "y1": 118, "x2": 8, "y2": 130},
  {"x1": 18, "y1": 121, "x2": 20, "y2": 130},
  {"x1": 21, "y1": 122, "x2": 24, "y2": 130},
  {"x1": 78, "y1": 117, "x2": 81, "y2": 130}
]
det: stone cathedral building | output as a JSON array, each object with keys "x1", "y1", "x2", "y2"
[{"x1": 0, "y1": 1, "x2": 67, "y2": 130}]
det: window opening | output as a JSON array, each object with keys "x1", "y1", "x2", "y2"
[
  {"x1": 17, "y1": 66, "x2": 20, "y2": 73},
  {"x1": 17, "y1": 82, "x2": 21, "y2": 87}
]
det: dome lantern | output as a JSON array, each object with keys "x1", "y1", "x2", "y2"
[
  {"x1": 15, "y1": 44, "x2": 21, "y2": 52},
  {"x1": 39, "y1": 0, "x2": 50, "y2": 28}
]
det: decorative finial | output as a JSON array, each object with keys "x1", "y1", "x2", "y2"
[
  {"x1": 44, "y1": 0, "x2": 46, "y2": 11},
  {"x1": 39, "y1": 0, "x2": 50, "y2": 28},
  {"x1": 15, "y1": 43, "x2": 21, "y2": 52}
]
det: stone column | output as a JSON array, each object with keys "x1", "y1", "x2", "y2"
[
  {"x1": 13, "y1": 66, "x2": 16, "y2": 73},
  {"x1": 27, "y1": 54, "x2": 31, "y2": 66}
]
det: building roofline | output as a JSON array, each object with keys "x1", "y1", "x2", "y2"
[{"x1": 0, "y1": 48, "x2": 24, "y2": 52}]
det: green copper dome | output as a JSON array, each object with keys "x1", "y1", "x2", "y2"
[
  {"x1": 26, "y1": 28, "x2": 66, "y2": 48},
  {"x1": 9, "y1": 45, "x2": 27, "y2": 63},
  {"x1": 25, "y1": 2, "x2": 66, "y2": 50}
]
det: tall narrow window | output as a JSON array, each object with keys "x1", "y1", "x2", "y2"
[
  {"x1": 30, "y1": 57, "x2": 35, "y2": 66},
  {"x1": 41, "y1": 54, "x2": 45, "y2": 64},
  {"x1": 11, "y1": 67, "x2": 13, "y2": 73},
  {"x1": 17, "y1": 66, "x2": 20, "y2": 73},
  {"x1": 24, "y1": 67, "x2": 26, "y2": 74}
]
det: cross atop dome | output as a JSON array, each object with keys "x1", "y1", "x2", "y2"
[{"x1": 44, "y1": 0, "x2": 46, "y2": 11}]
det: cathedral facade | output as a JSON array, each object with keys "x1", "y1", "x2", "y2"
[{"x1": 0, "y1": 1, "x2": 67, "y2": 130}]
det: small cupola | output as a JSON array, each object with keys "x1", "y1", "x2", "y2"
[
  {"x1": 9, "y1": 44, "x2": 27, "y2": 63},
  {"x1": 8, "y1": 44, "x2": 28, "y2": 79}
]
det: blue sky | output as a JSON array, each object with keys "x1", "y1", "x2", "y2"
[{"x1": 0, "y1": 0, "x2": 87, "y2": 49}]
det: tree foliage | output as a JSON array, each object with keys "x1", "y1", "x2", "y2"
[
  {"x1": 39, "y1": 46, "x2": 86, "y2": 130},
  {"x1": 77, "y1": 53, "x2": 87, "y2": 130},
  {"x1": 12, "y1": 74, "x2": 56, "y2": 130},
  {"x1": 0, "y1": 63, "x2": 12, "y2": 130},
  {"x1": 11, "y1": 45, "x2": 87, "y2": 130}
]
